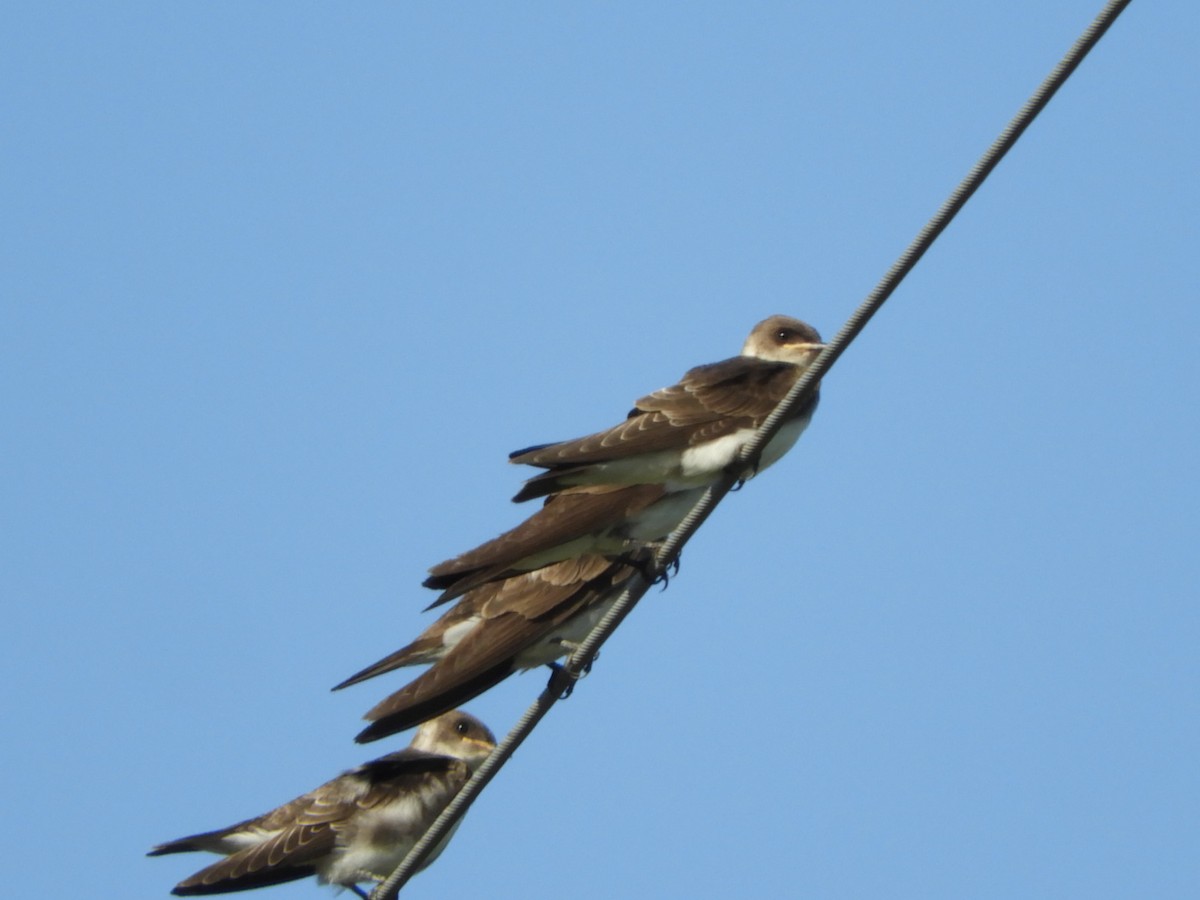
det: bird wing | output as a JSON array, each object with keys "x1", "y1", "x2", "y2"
[
  {"x1": 510, "y1": 358, "x2": 800, "y2": 466},
  {"x1": 422, "y1": 484, "x2": 664, "y2": 603},
  {"x1": 357, "y1": 559, "x2": 637, "y2": 742},
  {"x1": 168, "y1": 753, "x2": 465, "y2": 894}
]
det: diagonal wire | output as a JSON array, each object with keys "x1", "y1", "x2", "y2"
[{"x1": 370, "y1": 1, "x2": 1132, "y2": 895}]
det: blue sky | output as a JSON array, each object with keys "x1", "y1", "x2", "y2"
[{"x1": 3, "y1": 2, "x2": 1197, "y2": 898}]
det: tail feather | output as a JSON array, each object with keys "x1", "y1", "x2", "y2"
[
  {"x1": 508, "y1": 441, "x2": 557, "y2": 462},
  {"x1": 356, "y1": 661, "x2": 514, "y2": 744},
  {"x1": 148, "y1": 828, "x2": 237, "y2": 858},
  {"x1": 170, "y1": 861, "x2": 315, "y2": 895},
  {"x1": 332, "y1": 642, "x2": 429, "y2": 691},
  {"x1": 511, "y1": 470, "x2": 579, "y2": 503},
  {"x1": 421, "y1": 562, "x2": 515, "y2": 609}
]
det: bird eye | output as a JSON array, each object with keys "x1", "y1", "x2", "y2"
[
  {"x1": 455, "y1": 721, "x2": 470, "y2": 735},
  {"x1": 775, "y1": 328, "x2": 792, "y2": 342}
]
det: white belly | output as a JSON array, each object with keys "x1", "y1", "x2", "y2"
[{"x1": 322, "y1": 796, "x2": 463, "y2": 886}]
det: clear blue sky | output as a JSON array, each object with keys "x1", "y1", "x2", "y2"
[{"x1": 3, "y1": 2, "x2": 1197, "y2": 898}]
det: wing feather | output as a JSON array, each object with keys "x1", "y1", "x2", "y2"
[{"x1": 509, "y1": 359, "x2": 804, "y2": 478}]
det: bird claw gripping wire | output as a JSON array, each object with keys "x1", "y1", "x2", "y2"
[
  {"x1": 545, "y1": 661, "x2": 578, "y2": 699},
  {"x1": 546, "y1": 650, "x2": 598, "y2": 699},
  {"x1": 620, "y1": 546, "x2": 680, "y2": 590},
  {"x1": 653, "y1": 555, "x2": 681, "y2": 590},
  {"x1": 726, "y1": 455, "x2": 758, "y2": 491}
]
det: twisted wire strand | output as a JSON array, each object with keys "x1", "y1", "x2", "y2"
[{"x1": 369, "y1": 2, "x2": 1132, "y2": 895}]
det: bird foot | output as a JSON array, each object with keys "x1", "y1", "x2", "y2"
[
  {"x1": 616, "y1": 547, "x2": 679, "y2": 590},
  {"x1": 652, "y1": 555, "x2": 681, "y2": 590},
  {"x1": 617, "y1": 549, "x2": 658, "y2": 584},
  {"x1": 546, "y1": 661, "x2": 575, "y2": 699},
  {"x1": 552, "y1": 639, "x2": 598, "y2": 673},
  {"x1": 545, "y1": 655, "x2": 595, "y2": 699},
  {"x1": 725, "y1": 457, "x2": 758, "y2": 489}
]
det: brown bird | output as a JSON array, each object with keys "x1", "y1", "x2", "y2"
[
  {"x1": 509, "y1": 314, "x2": 824, "y2": 502},
  {"x1": 422, "y1": 482, "x2": 699, "y2": 606},
  {"x1": 148, "y1": 710, "x2": 495, "y2": 897},
  {"x1": 343, "y1": 554, "x2": 643, "y2": 743}
]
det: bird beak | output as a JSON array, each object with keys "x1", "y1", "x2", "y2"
[{"x1": 800, "y1": 341, "x2": 825, "y2": 359}]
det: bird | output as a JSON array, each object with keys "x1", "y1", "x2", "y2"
[
  {"x1": 148, "y1": 710, "x2": 496, "y2": 897},
  {"x1": 339, "y1": 554, "x2": 644, "y2": 743},
  {"x1": 421, "y1": 482, "x2": 699, "y2": 606},
  {"x1": 508, "y1": 314, "x2": 824, "y2": 502}
]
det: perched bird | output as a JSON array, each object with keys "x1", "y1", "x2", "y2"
[
  {"x1": 339, "y1": 554, "x2": 644, "y2": 743},
  {"x1": 422, "y1": 482, "x2": 698, "y2": 606},
  {"x1": 148, "y1": 710, "x2": 496, "y2": 897},
  {"x1": 509, "y1": 315, "x2": 824, "y2": 502}
]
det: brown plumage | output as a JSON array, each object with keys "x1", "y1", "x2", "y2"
[
  {"x1": 422, "y1": 482, "x2": 682, "y2": 606},
  {"x1": 149, "y1": 711, "x2": 496, "y2": 896},
  {"x1": 344, "y1": 556, "x2": 642, "y2": 743},
  {"x1": 509, "y1": 315, "x2": 824, "y2": 502}
]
